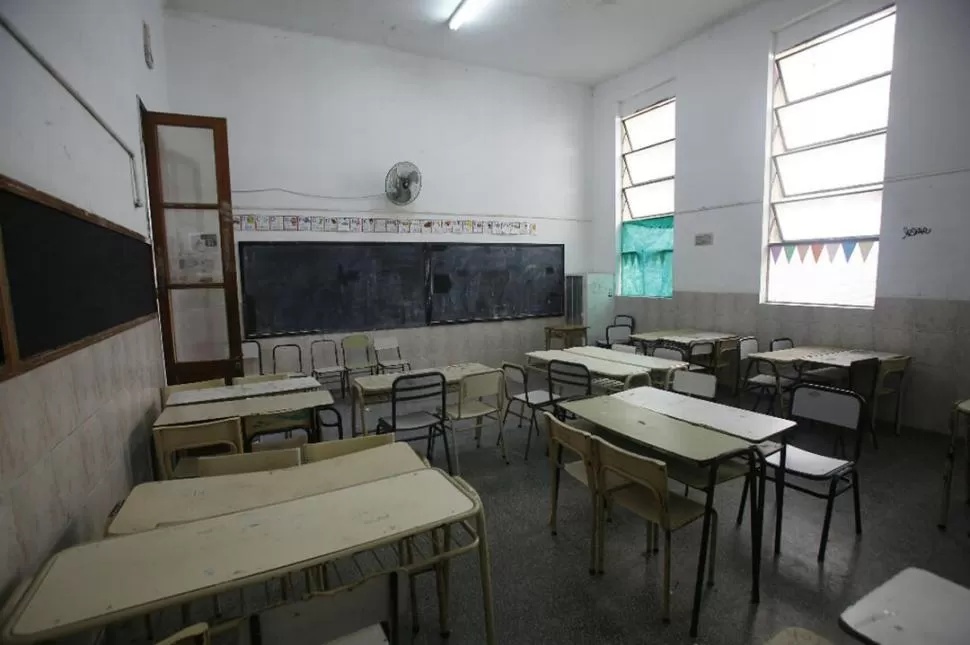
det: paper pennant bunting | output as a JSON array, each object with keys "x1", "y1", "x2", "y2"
[
  {"x1": 842, "y1": 240, "x2": 857, "y2": 261},
  {"x1": 811, "y1": 243, "x2": 823, "y2": 262},
  {"x1": 796, "y1": 244, "x2": 810, "y2": 263},
  {"x1": 783, "y1": 244, "x2": 796, "y2": 262},
  {"x1": 825, "y1": 242, "x2": 840, "y2": 262},
  {"x1": 770, "y1": 246, "x2": 782, "y2": 263},
  {"x1": 859, "y1": 240, "x2": 874, "y2": 261}
]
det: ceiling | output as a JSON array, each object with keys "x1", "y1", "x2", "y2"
[{"x1": 165, "y1": 0, "x2": 764, "y2": 85}]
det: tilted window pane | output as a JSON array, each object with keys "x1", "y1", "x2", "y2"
[
  {"x1": 777, "y1": 75, "x2": 891, "y2": 149},
  {"x1": 774, "y1": 190, "x2": 882, "y2": 241},
  {"x1": 624, "y1": 141, "x2": 675, "y2": 186},
  {"x1": 624, "y1": 101, "x2": 675, "y2": 150},
  {"x1": 776, "y1": 133, "x2": 886, "y2": 196},
  {"x1": 624, "y1": 179, "x2": 675, "y2": 219}
]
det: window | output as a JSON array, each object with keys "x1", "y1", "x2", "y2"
[
  {"x1": 619, "y1": 98, "x2": 675, "y2": 297},
  {"x1": 765, "y1": 7, "x2": 896, "y2": 307}
]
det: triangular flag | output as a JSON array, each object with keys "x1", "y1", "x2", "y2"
[
  {"x1": 797, "y1": 244, "x2": 810, "y2": 263},
  {"x1": 825, "y1": 243, "x2": 840, "y2": 262},
  {"x1": 859, "y1": 240, "x2": 875, "y2": 261},
  {"x1": 784, "y1": 244, "x2": 796, "y2": 262},
  {"x1": 811, "y1": 243, "x2": 824, "y2": 262},
  {"x1": 770, "y1": 246, "x2": 782, "y2": 263},
  {"x1": 842, "y1": 240, "x2": 858, "y2": 261}
]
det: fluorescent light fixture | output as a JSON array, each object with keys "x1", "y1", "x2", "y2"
[{"x1": 448, "y1": 0, "x2": 492, "y2": 31}]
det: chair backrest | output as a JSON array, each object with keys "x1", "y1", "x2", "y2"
[
  {"x1": 153, "y1": 418, "x2": 244, "y2": 480},
  {"x1": 605, "y1": 324, "x2": 632, "y2": 345},
  {"x1": 714, "y1": 337, "x2": 740, "y2": 368},
  {"x1": 623, "y1": 372, "x2": 652, "y2": 390},
  {"x1": 373, "y1": 336, "x2": 401, "y2": 355},
  {"x1": 161, "y1": 379, "x2": 225, "y2": 407},
  {"x1": 789, "y1": 383, "x2": 864, "y2": 432},
  {"x1": 671, "y1": 370, "x2": 717, "y2": 399},
  {"x1": 611, "y1": 343, "x2": 638, "y2": 354},
  {"x1": 613, "y1": 314, "x2": 635, "y2": 331},
  {"x1": 739, "y1": 336, "x2": 759, "y2": 360},
  {"x1": 593, "y1": 437, "x2": 669, "y2": 527},
  {"x1": 544, "y1": 413, "x2": 594, "y2": 479},
  {"x1": 652, "y1": 344, "x2": 686, "y2": 361},
  {"x1": 342, "y1": 334, "x2": 373, "y2": 369},
  {"x1": 251, "y1": 433, "x2": 308, "y2": 452},
  {"x1": 231, "y1": 373, "x2": 288, "y2": 385},
  {"x1": 273, "y1": 343, "x2": 303, "y2": 374},
  {"x1": 875, "y1": 356, "x2": 910, "y2": 391},
  {"x1": 849, "y1": 357, "x2": 880, "y2": 401},
  {"x1": 501, "y1": 362, "x2": 527, "y2": 401},
  {"x1": 458, "y1": 370, "x2": 504, "y2": 414},
  {"x1": 197, "y1": 448, "x2": 302, "y2": 477},
  {"x1": 155, "y1": 623, "x2": 210, "y2": 645},
  {"x1": 242, "y1": 340, "x2": 263, "y2": 375},
  {"x1": 390, "y1": 372, "x2": 446, "y2": 424},
  {"x1": 310, "y1": 339, "x2": 340, "y2": 370},
  {"x1": 301, "y1": 434, "x2": 395, "y2": 463},
  {"x1": 770, "y1": 337, "x2": 794, "y2": 351},
  {"x1": 547, "y1": 360, "x2": 592, "y2": 399}
]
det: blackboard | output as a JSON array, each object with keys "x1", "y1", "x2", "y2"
[
  {"x1": 0, "y1": 188, "x2": 157, "y2": 359},
  {"x1": 429, "y1": 244, "x2": 564, "y2": 323},
  {"x1": 240, "y1": 242, "x2": 428, "y2": 337}
]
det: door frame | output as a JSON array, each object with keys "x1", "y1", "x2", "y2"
[{"x1": 141, "y1": 109, "x2": 243, "y2": 384}]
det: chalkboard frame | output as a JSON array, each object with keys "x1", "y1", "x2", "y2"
[
  {"x1": 0, "y1": 174, "x2": 158, "y2": 384},
  {"x1": 238, "y1": 240, "x2": 564, "y2": 338}
]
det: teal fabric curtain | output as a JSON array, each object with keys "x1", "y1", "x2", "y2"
[{"x1": 620, "y1": 216, "x2": 673, "y2": 297}]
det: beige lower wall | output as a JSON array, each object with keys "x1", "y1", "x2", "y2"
[
  {"x1": 615, "y1": 293, "x2": 969, "y2": 433},
  {"x1": 0, "y1": 318, "x2": 165, "y2": 600}
]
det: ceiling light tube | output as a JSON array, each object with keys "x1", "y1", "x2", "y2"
[{"x1": 448, "y1": 0, "x2": 492, "y2": 31}]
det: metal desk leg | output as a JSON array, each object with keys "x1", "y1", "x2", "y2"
[
  {"x1": 748, "y1": 449, "x2": 762, "y2": 604},
  {"x1": 351, "y1": 384, "x2": 359, "y2": 437},
  {"x1": 774, "y1": 441, "x2": 787, "y2": 554},
  {"x1": 689, "y1": 462, "x2": 720, "y2": 638},
  {"x1": 475, "y1": 509, "x2": 497, "y2": 645},
  {"x1": 939, "y1": 406, "x2": 962, "y2": 529}
]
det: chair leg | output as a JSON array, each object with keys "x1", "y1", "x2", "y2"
[
  {"x1": 894, "y1": 390, "x2": 904, "y2": 436},
  {"x1": 496, "y1": 416, "x2": 510, "y2": 465},
  {"x1": 662, "y1": 530, "x2": 672, "y2": 624},
  {"x1": 549, "y1": 455, "x2": 561, "y2": 536},
  {"x1": 818, "y1": 478, "x2": 840, "y2": 562},
  {"x1": 589, "y1": 491, "x2": 599, "y2": 575},
  {"x1": 597, "y1": 497, "x2": 607, "y2": 575},
  {"x1": 851, "y1": 470, "x2": 863, "y2": 535},
  {"x1": 736, "y1": 474, "x2": 750, "y2": 525},
  {"x1": 652, "y1": 523, "x2": 659, "y2": 553},
  {"x1": 525, "y1": 409, "x2": 537, "y2": 461},
  {"x1": 644, "y1": 521, "x2": 653, "y2": 557},
  {"x1": 707, "y1": 510, "x2": 718, "y2": 586},
  {"x1": 441, "y1": 424, "x2": 456, "y2": 475},
  {"x1": 474, "y1": 416, "x2": 483, "y2": 448}
]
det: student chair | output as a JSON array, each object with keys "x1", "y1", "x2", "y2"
[
  {"x1": 593, "y1": 437, "x2": 716, "y2": 623},
  {"x1": 670, "y1": 371, "x2": 717, "y2": 400},
  {"x1": 301, "y1": 434, "x2": 395, "y2": 463},
  {"x1": 153, "y1": 418, "x2": 244, "y2": 480},
  {"x1": 242, "y1": 340, "x2": 262, "y2": 376},
  {"x1": 196, "y1": 448, "x2": 302, "y2": 477},
  {"x1": 445, "y1": 369, "x2": 508, "y2": 471},
  {"x1": 272, "y1": 343, "x2": 304, "y2": 375},
  {"x1": 376, "y1": 372, "x2": 453, "y2": 474},
  {"x1": 740, "y1": 338, "x2": 795, "y2": 414},
  {"x1": 311, "y1": 339, "x2": 345, "y2": 397},
  {"x1": 872, "y1": 356, "x2": 910, "y2": 437},
  {"x1": 623, "y1": 372, "x2": 653, "y2": 390},
  {"x1": 251, "y1": 433, "x2": 308, "y2": 453},
  {"x1": 374, "y1": 337, "x2": 411, "y2": 373},
  {"x1": 737, "y1": 382, "x2": 867, "y2": 562},
  {"x1": 611, "y1": 343, "x2": 639, "y2": 355},
  {"x1": 614, "y1": 314, "x2": 636, "y2": 331},
  {"x1": 651, "y1": 343, "x2": 686, "y2": 362},
  {"x1": 500, "y1": 362, "x2": 554, "y2": 458},
  {"x1": 342, "y1": 334, "x2": 377, "y2": 384},
  {"x1": 770, "y1": 337, "x2": 794, "y2": 351},
  {"x1": 160, "y1": 379, "x2": 225, "y2": 408},
  {"x1": 605, "y1": 324, "x2": 633, "y2": 346}
]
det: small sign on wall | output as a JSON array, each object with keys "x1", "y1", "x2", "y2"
[{"x1": 694, "y1": 233, "x2": 714, "y2": 246}]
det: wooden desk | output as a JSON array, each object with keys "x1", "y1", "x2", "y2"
[
  {"x1": 2, "y1": 469, "x2": 496, "y2": 645},
  {"x1": 525, "y1": 350, "x2": 649, "y2": 380},
  {"x1": 154, "y1": 390, "x2": 335, "y2": 427},
  {"x1": 350, "y1": 363, "x2": 493, "y2": 436},
  {"x1": 108, "y1": 443, "x2": 426, "y2": 535},
  {"x1": 564, "y1": 346, "x2": 688, "y2": 374},
  {"x1": 561, "y1": 395, "x2": 754, "y2": 638},
  {"x1": 165, "y1": 376, "x2": 323, "y2": 406},
  {"x1": 939, "y1": 399, "x2": 970, "y2": 530},
  {"x1": 544, "y1": 324, "x2": 588, "y2": 349},
  {"x1": 839, "y1": 568, "x2": 970, "y2": 645}
]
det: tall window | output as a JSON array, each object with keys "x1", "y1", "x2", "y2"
[
  {"x1": 619, "y1": 98, "x2": 675, "y2": 297},
  {"x1": 766, "y1": 7, "x2": 896, "y2": 307}
]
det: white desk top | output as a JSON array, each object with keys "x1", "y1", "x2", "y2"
[
  {"x1": 4, "y1": 469, "x2": 474, "y2": 643},
  {"x1": 957, "y1": 400, "x2": 970, "y2": 415},
  {"x1": 839, "y1": 568, "x2": 970, "y2": 645},
  {"x1": 561, "y1": 396, "x2": 750, "y2": 464},
  {"x1": 165, "y1": 376, "x2": 323, "y2": 406},
  {"x1": 631, "y1": 329, "x2": 737, "y2": 344},
  {"x1": 614, "y1": 387, "x2": 796, "y2": 443},
  {"x1": 353, "y1": 363, "x2": 493, "y2": 394},
  {"x1": 154, "y1": 389, "x2": 335, "y2": 427},
  {"x1": 525, "y1": 350, "x2": 648, "y2": 379},
  {"x1": 750, "y1": 347, "x2": 905, "y2": 368},
  {"x1": 108, "y1": 443, "x2": 426, "y2": 535},
  {"x1": 564, "y1": 346, "x2": 688, "y2": 372}
]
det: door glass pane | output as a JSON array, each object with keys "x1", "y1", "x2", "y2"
[
  {"x1": 157, "y1": 125, "x2": 218, "y2": 204},
  {"x1": 164, "y1": 209, "x2": 223, "y2": 284},
  {"x1": 623, "y1": 141, "x2": 675, "y2": 186},
  {"x1": 775, "y1": 133, "x2": 886, "y2": 196},
  {"x1": 171, "y1": 288, "x2": 229, "y2": 361}
]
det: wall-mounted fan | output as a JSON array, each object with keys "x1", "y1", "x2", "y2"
[{"x1": 385, "y1": 161, "x2": 422, "y2": 206}]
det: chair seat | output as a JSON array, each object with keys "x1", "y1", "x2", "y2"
[
  {"x1": 514, "y1": 390, "x2": 557, "y2": 406},
  {"x1": 665, "y1": 456, "x2": 750, "y2": 490},
  {"x1": 563, "y1": 460, "x2": 630, "y2": 491},
  {"x1": 755, "y1": 440, "x2": 782, "y2": 457},
  {"x1": 766, "y1": 445, "x2": 851, "y2": 479},
  {"x1": 592, "y1": 377, "x2": 624, "y2": 392},
  {"x1": 801, "y1": 366, "x2": 845, "y2": 382},
  {"x1": 379, "y1": 359, "x2": 411, "y2": 370},
  {"x1": 377, "y1": 411, "x2": 441, "y2": 431},
  {"x1": 747, "y1": 374, "x2": 795, "y2": 389},
  {"x1": 313, "y1": 366, "x2": 344, "y2": 376},
  {"x1": 609, "y1": 484, "x2": 707, "y2": 530},
  {"x1": 445, "y1": 400, "x2": 499, "y2": 420}
]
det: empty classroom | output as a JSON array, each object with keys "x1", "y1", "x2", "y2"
[{"x1": 2, "y1": 1, "x2": 970, "y2": 644}]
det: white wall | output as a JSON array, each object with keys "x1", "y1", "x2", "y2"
[
  {"x1": 590, "y1": 0, "x2": 970, "y2": 302},
  {"x1": 0, "y1": 0, "x2": 168, "y2": 599},
  {"x1": 163, "y1": 12, "x2": 592, "y2": 272}
]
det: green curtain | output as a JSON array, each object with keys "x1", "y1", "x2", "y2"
[{"x1": 620, "y1": 216, "x2": 673, "y2": 297}]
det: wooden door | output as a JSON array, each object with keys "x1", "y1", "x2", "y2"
[{"x1": 142, "y1": 111, "x2": 242, "y2": 385}]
